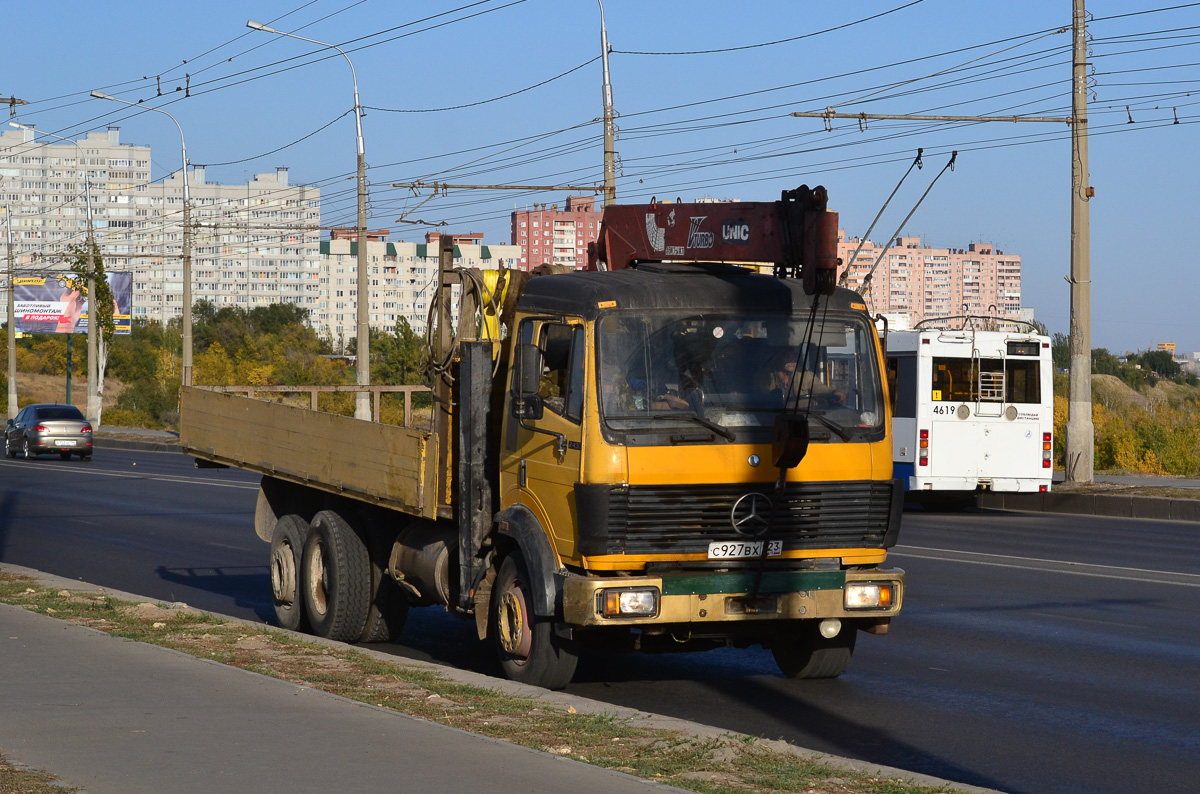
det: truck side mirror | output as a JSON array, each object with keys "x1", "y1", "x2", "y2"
[
  {"x1": 517, "y1": 343, "x2": 543, "y2": 397},
  {"x1": 512, "y1": 343, "x2": 545, "y2": 420}
]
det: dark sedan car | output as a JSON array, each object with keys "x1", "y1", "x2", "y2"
[{"x1": 5, "y1": 404, "x2": 93, "y2": 461}]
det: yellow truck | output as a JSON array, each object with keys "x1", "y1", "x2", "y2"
[{"x1": 180, "y1": 186, "x2": 905, "y2": 690}]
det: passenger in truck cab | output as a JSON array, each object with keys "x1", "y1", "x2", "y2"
[{"x1": 764, "y1": 352, "x2": 845, "y2": 409}]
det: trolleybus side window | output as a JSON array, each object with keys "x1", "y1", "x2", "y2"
[
  {"x1": 886, "y1": 356, "x2": 917, "y2": 417},
  {"x1": 1004, "y1": 359, "x2": 1040, "y2": 404}
]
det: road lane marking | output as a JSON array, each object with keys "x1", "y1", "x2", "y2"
[
  {"x1": 0, "y1": 460, "x2": 258, "y2": 490},
  {"x1": 892, "y1": 545, "x2": 1200, "y2": 588}
]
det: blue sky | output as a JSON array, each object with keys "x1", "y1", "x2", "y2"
[{"x1": 6, "y1": 1, "x2": 1199, "y2": 353}]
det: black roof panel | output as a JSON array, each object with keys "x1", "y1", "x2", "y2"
[{"x1": 516, "y1": 264, "x2": 864, "y2": 320}]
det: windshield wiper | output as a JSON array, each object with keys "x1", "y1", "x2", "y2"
[
  {"x1": 650, "y1": 412, "x2": 736, "y2": 442},
  {"x1": 806, "y1": 412, "x2": 852, "y2": 441}
]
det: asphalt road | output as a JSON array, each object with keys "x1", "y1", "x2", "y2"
[{"x1": 2, "y1": 448, "x2": 1197, "y2": 794}]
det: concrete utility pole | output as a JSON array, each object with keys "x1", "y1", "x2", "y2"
[
  {"x1": 1065, "y1": 0, "x2": 1094, "y2": 483},
  {"x1": 5, "y1": 205, "x2": 16, "y2": 420},
  {"x1": 598, "y1": 0, "x2": 617, "y2": 207},
  {"x1": 792, "y1": 2, "x2": 1093, "y2": 480}
]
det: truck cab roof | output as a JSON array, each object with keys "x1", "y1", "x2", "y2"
[{"x1": 516, "y1": 262, "x2": 867, "y2": 320}]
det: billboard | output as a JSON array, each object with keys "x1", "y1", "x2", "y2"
[{"x1": 13, "y1": 273, "x2": 132, "y2": 336}]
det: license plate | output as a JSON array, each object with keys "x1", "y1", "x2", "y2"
[
  {"x1": 707, "y1": 539, "x2": 783, "y2": 560},
  {"x1": 55, "y1": 440, "x2": 76, "y2": 447}
]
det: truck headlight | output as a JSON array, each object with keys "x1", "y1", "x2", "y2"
[
  {"x1": 844, "y1": 582, "x2": 895, "y2": 610},
  {"x1": 599, "y1": 587, "x2": 659, "y2": 618}
]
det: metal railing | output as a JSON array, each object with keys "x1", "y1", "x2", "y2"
[{"x1": 192, "y1": 384, "x2": 431, "y2": 427}]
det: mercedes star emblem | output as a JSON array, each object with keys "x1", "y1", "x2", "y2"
[{"x1": 730, "y1": 491, "x2": 772, "y2": 537}]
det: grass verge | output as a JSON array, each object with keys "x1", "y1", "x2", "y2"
[
  {"x1": 0, "y1": 753, "x2": 78, "y2": 794},
  {"x1": 0, "y1": 573, "x2": 965, "y2": 794}
]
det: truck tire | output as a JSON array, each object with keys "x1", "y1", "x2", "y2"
[
  {"x1": 269, "y1": 515, "x2": 310, "y2": 632},
  {"x1": 359, "y1": 519, "x2": 408, "y2": 643},
  {"x1": 491, "y1": 550, "x2": 578, "y2": 690},
  {"x1": 301, "y1": 510, "x2": 371, "y2": 642},
  {"x1": 772, "y1": 623, "x2": 856, "y2": 679}
]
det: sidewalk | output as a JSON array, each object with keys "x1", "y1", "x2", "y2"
[{"x1": 0, "y1": 600, "x2": 680, "y2": 794}]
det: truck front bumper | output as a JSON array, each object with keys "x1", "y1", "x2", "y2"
[{"x1": 562, "y1": 567, "x2": 904, "y2": 627}]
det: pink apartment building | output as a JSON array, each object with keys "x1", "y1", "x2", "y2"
[
  {"x1": 510, "y1": 195, "x2": 602, "y2": 270},
  {"x1": 837, "y1": 232, "x2": 1023, "y2": 327}
]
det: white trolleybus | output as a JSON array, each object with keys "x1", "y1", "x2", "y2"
[{"x1": 884, "y1": 319, "x2": 1053, "y2": 509}]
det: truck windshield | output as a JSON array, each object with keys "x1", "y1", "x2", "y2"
[{"x1": 597, "y1": 311, "x2": 884, "y2": 443}]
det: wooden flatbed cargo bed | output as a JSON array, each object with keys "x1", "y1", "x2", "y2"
[{"x1": 179, "y1": 386, "x2": 443, "y2": 520}]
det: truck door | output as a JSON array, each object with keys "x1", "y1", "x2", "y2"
[{"x1": 502, "y1": 319, "x2": 586, "y2": 559}]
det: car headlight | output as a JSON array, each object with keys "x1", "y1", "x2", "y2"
[
  {"x1": 599, "y1": 587, "x2": 659, "y2": 618},
  {"x1": 844, "y1": 582, "x2": 895, "y2": 610}
]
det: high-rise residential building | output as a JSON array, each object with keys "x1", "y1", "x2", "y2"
[
  {"x1": 1, "y1": 126, "x2": 150, "y2": 323},
  {"x1": 836, "y1": 232, "x2": 1024, "y2": 328},
  {"x1": 0, "y1": 125, "x2": 321, "y2": 326},
  {"x1": 510, "y1": 195, "x2": 601, "y2": 270},
  {"x1": 318, "y1": 230, "x2": 520, "y2": 348}
]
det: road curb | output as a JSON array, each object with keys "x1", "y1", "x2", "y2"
[
  {"x1": 0, "y1": 561, "x2": 1000, "y2": 794},
  {"x1": 978, "y1": 491, "x2": 1200, "y2": 522}
]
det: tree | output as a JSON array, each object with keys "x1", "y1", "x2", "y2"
[
  {"x1": 1052, "y1": 333, "x2": 1069, "y2": 370},
  {"x1": 370, "y1": 318, "x2": 427, "y2": 385},
  {"x1": 64, "y1": 241, "x2": 117, "y2": 426},
  {"x1": 1133, "y1": 349, "x2": 1181, "y2": 379}
]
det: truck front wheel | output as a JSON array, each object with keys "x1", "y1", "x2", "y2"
[
  {"x1": 491, "y1": 551, "x2": 578, "y2": 690},
  {"x1": 270, "y1": 514, "x2": 310, "y2": 632},
  {"x1": 772, "y1": 622, "x2": 856, "y2": 679},
  {"x1": 301, "y1": 510, "x2": 371, "y2": 642}
]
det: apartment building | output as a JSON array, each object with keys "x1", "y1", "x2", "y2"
[
  {"x1": 318, "y1": 229, "x2": 520, "y2": 349},
  {"x1": 510, "y1": 195, "x2": 601, "y2": 270},
  {"x1": 0, "y1": 125, "x2": 321, "y2": 326},
  {"x1": 837, "y1": 232, "x2": 1023, "y2": 327},
  {"x1": 146, "y1": 165, "x2": 321, "y2": 323},
  {"x1": 0, "y1": 126, "x2": 149, "y2": 325}
]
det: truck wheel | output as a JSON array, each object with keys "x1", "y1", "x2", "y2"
[
  {"x1": 491, "y1": 550, "x2": 578, "y2": 690},
  {"x1": 359, "y1": 519, "x2": 408, "y2": 643},
  {"x1": 270, "y1": 515, "x2": 310, "y2": 632},
  {"x1": 301, "y1": 510, "x2": 371, "y2": 642},
  {"x1": 772, "y1": 623, "x2": 856, "y2": 679}
]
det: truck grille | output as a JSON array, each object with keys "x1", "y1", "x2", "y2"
[{"x1": 600, "y1": 481, "x2": 897, "y2": 555}]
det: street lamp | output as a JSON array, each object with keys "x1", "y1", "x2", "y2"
[
  {"x1": 247, "y1": 19, "x2": 371, "y2": 421},
  {"x1": 89, "y1": 90, "x2": 193, "y2": 387},
  {"x1": 10, "y1": 122, "x2": 99, "y2": 426}
]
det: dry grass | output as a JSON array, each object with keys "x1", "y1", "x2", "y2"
[{"x1": 11, "y1": 372, "x2": 126, "y2": 412}]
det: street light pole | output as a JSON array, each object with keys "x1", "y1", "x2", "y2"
[
  {"x1": 247, "y1": 19, "x2": 372, "y2": 420},
  {"x1": 89, "y1": 90, "x2": 192, "y2": 387},
  {"x1": 9, "y1": 122, "x2": 99, "y2": 425}
]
